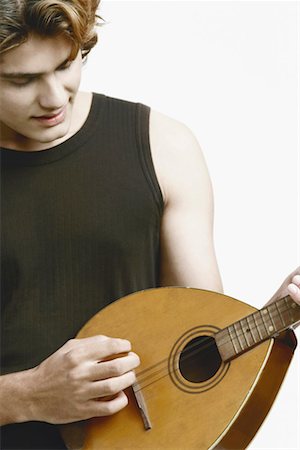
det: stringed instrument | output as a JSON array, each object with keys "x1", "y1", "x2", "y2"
[{"x1": 61, "y1": 287, "x2": 300, "y2": 450}]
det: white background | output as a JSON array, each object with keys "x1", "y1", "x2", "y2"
[{"x1": 80, "y1": 1, "x2": 299, "y2": 448}]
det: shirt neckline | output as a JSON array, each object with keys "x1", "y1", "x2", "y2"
[{"x1": 0, "y1": 92, "x2": 106, "y2": 166}]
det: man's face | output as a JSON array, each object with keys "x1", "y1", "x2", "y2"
[{"x1": 0, "y1": 34, "x2": 82, "y2": 150}]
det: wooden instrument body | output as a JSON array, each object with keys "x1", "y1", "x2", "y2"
[{"x1": 63, "y1": 287, "x2": 297, "y2": 450}]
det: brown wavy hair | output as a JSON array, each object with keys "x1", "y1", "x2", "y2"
[{"x1": 0, "y1": 0, "x2": 103, "y2": 59}]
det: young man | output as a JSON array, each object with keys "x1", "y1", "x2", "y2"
[{"x1": 0, "y1": 1, "x2": 299, "y2": 449}]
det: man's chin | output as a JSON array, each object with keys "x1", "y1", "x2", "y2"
[{"x1": 31, "y1": 121, "x2": 72, "y2": 148}]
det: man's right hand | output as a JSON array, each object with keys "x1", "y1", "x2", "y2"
[{"x1": 0, "y1": 335, "x2": 140, "y2": 425}]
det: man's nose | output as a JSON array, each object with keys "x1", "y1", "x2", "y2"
[{"x1": 38, "y1": 74, "x2": 68, "y2": 110}]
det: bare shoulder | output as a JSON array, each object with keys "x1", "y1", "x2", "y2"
[
  {"x1": 149, "y1": 109, "x2": 222, "y2": 291},
  {"x1": 149, "y1": 108, "x2": 212, "y2": 206},
  {"x1": 149, "y1": 109, "x2": 205, "y2": 163},
  {"x1": 149, "y1": 109, "x2": 196, "y2": 146}
]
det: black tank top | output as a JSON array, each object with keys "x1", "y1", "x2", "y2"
[{"x1": 0, "y1": 93, "x2": 163, "y2": 448}]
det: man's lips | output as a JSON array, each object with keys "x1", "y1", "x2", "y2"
[{"x1": 32, "y1": 105, "x2": 67, "y2": 126}]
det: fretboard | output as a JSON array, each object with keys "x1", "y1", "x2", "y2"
[{"x1": 215, "y1": 295, "x2": 300, "y2": 362}]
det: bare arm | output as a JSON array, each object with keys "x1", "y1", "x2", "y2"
[
  {"x1": 0, "y1": 368, "x2": 35, "y2": 425},
  {"x1": 149, "y1": 109, "x2": 223, "y2": 292},
  {"x1": 149, "y1": 110, "x2": 300, "y2": 312}
]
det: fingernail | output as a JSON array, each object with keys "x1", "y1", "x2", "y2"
[{"x1": 288, "y1": 284, "x2": 297, "y2": 294}]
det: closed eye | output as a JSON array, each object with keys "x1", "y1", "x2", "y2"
[{"x1": 10, "y1": 78, "x2": 35, "y2": 87}]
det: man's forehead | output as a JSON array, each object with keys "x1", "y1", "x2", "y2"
[{"x1": 0, "y1": 34, "x2": 73, "y2": 75}]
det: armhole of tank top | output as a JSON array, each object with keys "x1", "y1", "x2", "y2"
[{"x1": 135, "y1": 103, "x2": 164, "y2": 217}]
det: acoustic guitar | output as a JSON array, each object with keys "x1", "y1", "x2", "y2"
[{"x1": 61, "y1": 287, "x2": 300, "y2": 450}]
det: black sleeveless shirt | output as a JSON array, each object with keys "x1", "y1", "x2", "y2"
[{"x1": 0, "y1": 93, "x2": 163, "y2": 448}]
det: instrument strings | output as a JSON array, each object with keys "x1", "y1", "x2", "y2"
[{"x1": 134, "y1": 303, "x2": 294, "y2": 393}]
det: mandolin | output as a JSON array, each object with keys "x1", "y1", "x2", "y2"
[{"x1": 61, "y1": 287, "x2": 300, "y2": 450}]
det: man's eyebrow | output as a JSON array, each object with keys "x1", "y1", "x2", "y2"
[{"x1": 0, "y1": 57, "x2": 71, "y2": 79}]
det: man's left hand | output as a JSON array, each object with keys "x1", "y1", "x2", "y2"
[{"x1": 266, "y1": 267, "x2": 300, "y2": 306}]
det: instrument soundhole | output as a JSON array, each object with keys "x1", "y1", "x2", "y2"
[{"x1": 179, "y1": 335, "x2": 222, "y2": 383}]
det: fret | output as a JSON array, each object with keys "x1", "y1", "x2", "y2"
[
  {"x1": 286, "y1": 295, "x2": 300, "y2": 324},
  {"x1": 276, "y1": 298, "x2": 292, "y2": 327},
  {"x1": 284, "y1": 297, "x2": 294, "y2": 323},
  {"x1": 262, "y1": 307, "x2": 276, "y2": 335},
  {"x1": 268, "y1": 302, "x2": 284, "y2": 331},
  {"x1": 259, "y1": 309, "x2": 273, "y2": 337},
  {"x1": 228, "y1": 325, "x2": 240, "y2": 354},
  {"x1": 240, "y1": 317, "x2": 254, "y2": 347},
  {"x1": 253, "y1": 312, "x2": 264, "y2": 340},
  {"x1": 262, "y1": 308, "x2": 272, "y2": 328},
  {"x1": 246, "y1": 314, "x2": 260, "y2": 343},
  {"x1": 270, "y1": 296, "x2": 300, "y2": 330},
  {"x1": 265, "y1": 306, "x2": 276, "y2": 329},
  {"x1": 275, "y1": 300, "x2": 285, "y2": 327},
  {"x1": 253, "y1": 313, "x2": 263, "y2": 340},
  {"x1": 247, "y1": 314, "x2": 260, "y2": 343},
  {"x1": 233, "y1": 322, "x2": 248, "y2": 351}
]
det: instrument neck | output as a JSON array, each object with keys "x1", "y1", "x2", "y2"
[{"x1": 215, "y1": 295, "x2": 300, "y2": 362}]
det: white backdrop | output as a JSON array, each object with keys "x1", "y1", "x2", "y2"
[{"x1": 80, "y1": 1, "x2": 299, "y2": 448}]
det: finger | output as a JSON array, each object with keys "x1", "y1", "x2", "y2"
[
  {"x1": 287, "y1": 283, "x2": 300, "y2": 305},
  {"x1": 291, "y1": 274, "x2": 300, "y2": 287},
  {"x1": 90, "y1": 391, "x2": 129, "y2": 417},
  {"x1": 93, "y1": 335, "x2": 131, "y2": 360},
  {"x1": 88, "y1": 371, "x2": 136, "y2": 399},
  {"x1": 67, "y1": 335, "x2": 132, "y2": 362},
  {"x1": 90, "y1": 352, "x2": 140, "y2": 381}
]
